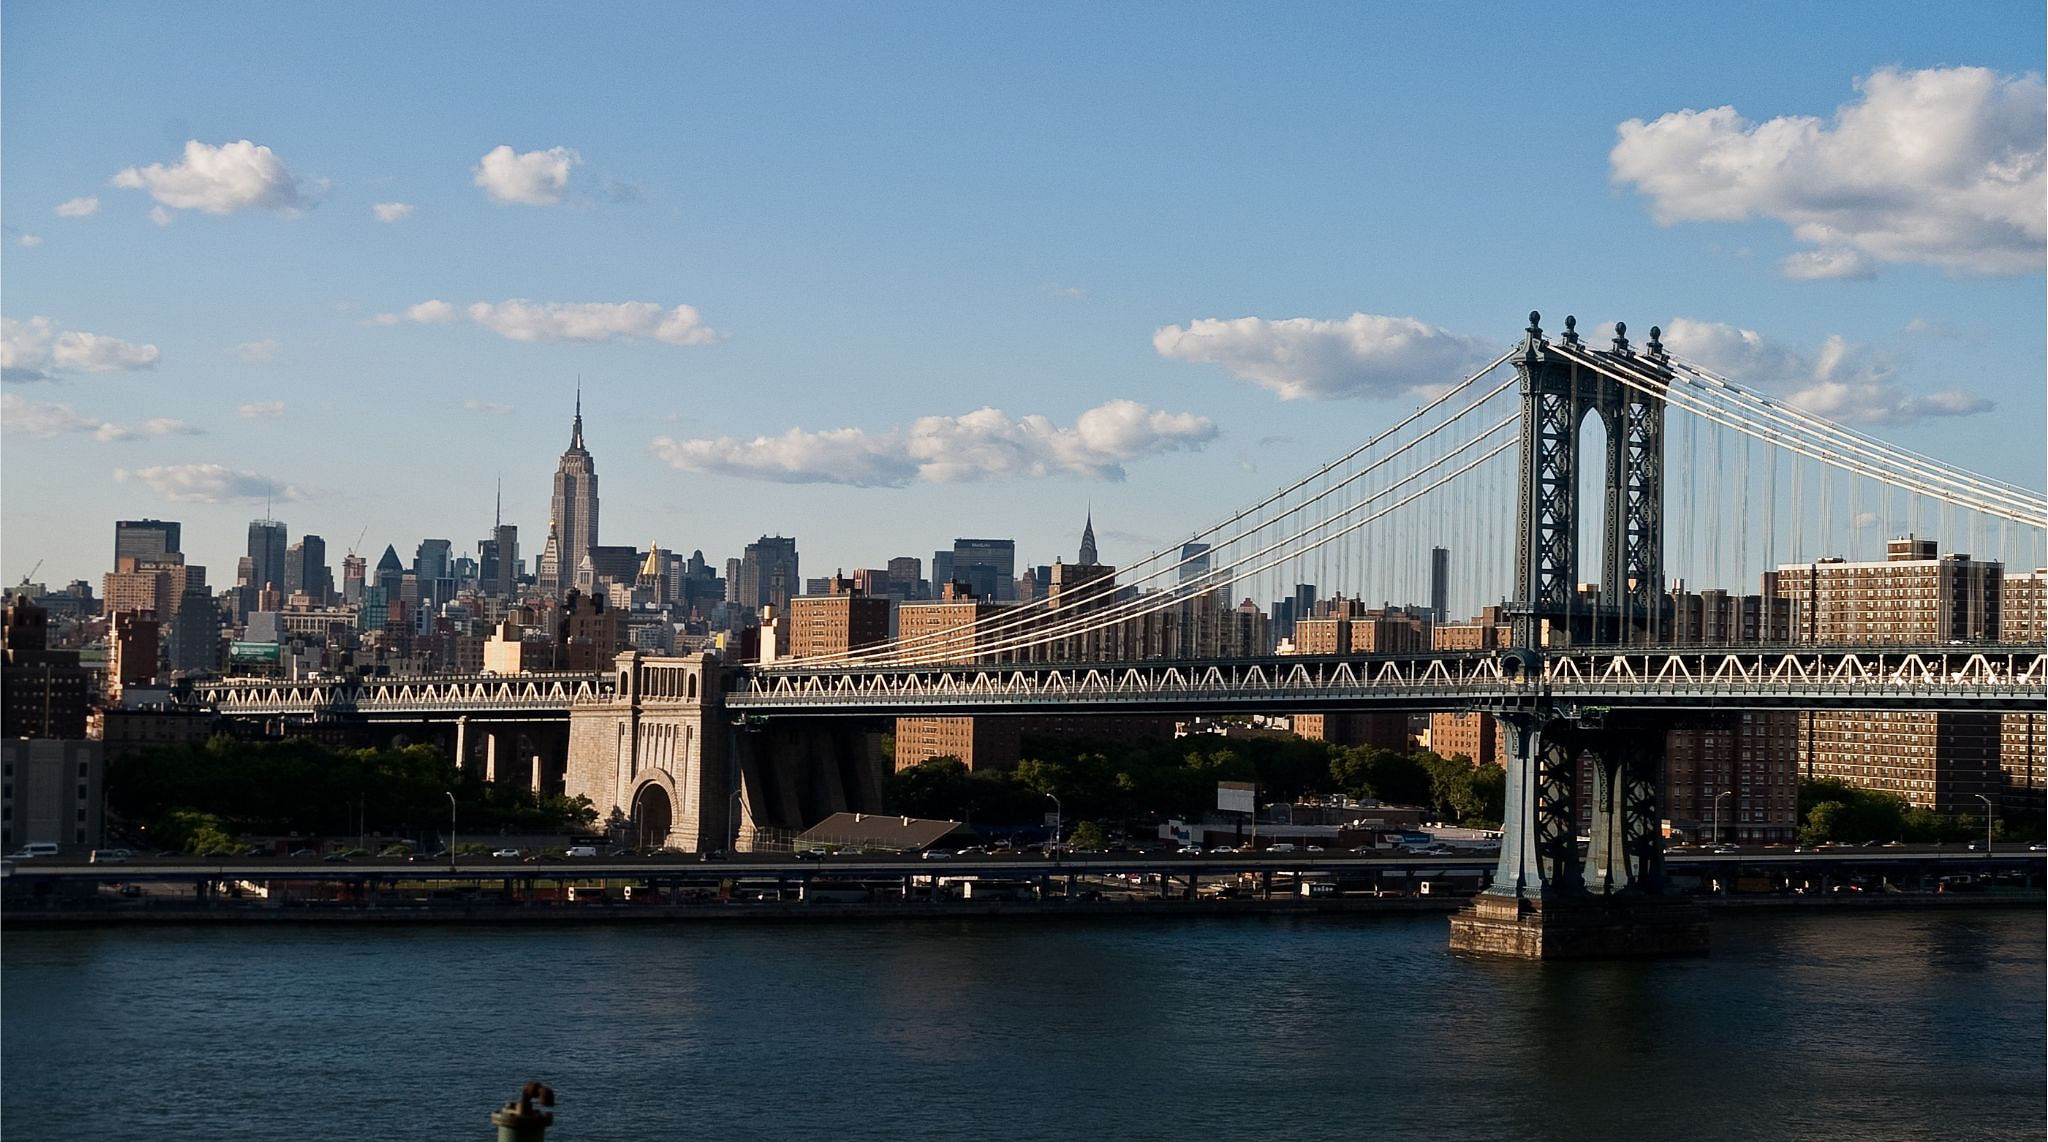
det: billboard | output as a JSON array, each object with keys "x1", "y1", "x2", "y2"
[
  {"x1": 229, "y1": 641, "x2": 281, "y2": 663},
  {"x1": 1217, "y1": 781, "x2": 1256, "y2": 814}
]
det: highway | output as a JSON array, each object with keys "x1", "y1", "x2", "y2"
[{"x1": 7, "y1": 844, "x2": 2042, "y2": 885}]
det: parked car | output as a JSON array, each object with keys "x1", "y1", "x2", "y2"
[
  {"x1": 795, "y1": 849, "x2": 826, "y2": 861},
  {"x1": 920, "y1": 849, "x2": 953, "y2": 860},
  {"x1": 89, "y1": 849, "x2": 131, "y2": 864},
  {"x1": 491, "y1": 848, "x2": 522, "y2": 858}
]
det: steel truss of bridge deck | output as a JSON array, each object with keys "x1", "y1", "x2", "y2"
[
  {"x1": 189, "y1": 646, "x2": 2043, "y2": 721},
  {"x1": 192, "y1": 671, "x2": 613, "y2": 720},
  {"x1": 727, "y1": 645, "x2": 2045, "y2": 718}
]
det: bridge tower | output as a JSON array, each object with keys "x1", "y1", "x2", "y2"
[
  {"x1": 1453, "y1": 312, "x2": 1705, "y2": 958},
  {"x1": 1510, "y1": 311, "x2": 1668, "y2": 648}
]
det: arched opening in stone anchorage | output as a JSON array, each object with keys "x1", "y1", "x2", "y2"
[{"x1": 634, "y1": 783, "x2": 674, "y2": 851}]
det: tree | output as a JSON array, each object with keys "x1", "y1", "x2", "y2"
[{"x1": 1069, "y1": 821, "x2": 1109, "y2": 850}]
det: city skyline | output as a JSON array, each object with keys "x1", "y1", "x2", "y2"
[{"x1": 4, "y1": 4, "x2": 2043, "y2": 593}]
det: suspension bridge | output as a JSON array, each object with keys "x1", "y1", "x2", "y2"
[{"x1": 198, "y1": 312, "x2": 2046, "y2": 956}]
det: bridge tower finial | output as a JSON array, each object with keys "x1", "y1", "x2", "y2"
[
  {"x1": 1562, "y1": 315, "x2": 1580, "y2": 347},
  {"x1": 1611, "y1": 321, "x2": 1632, "y2": 356},
  {"x1": 1647, "y1": 324, "x2": 1666, "y2": 363}
]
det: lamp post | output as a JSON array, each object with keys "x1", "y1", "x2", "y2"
[
  {"x1": 1044, "y1": 792, "x2": 1062, "y2": 860},
  {"x1": 445, "y1": 791, "x2": 457, "y2": 870},
  {"x1": 1972, "y1": 794, "x2": 1994, "y2": 854},
  {"x1": 1713, "y1": 790, "x2": 1734, "y2": 848}
]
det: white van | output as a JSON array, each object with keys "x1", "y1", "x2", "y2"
[
  {"x1": 11, "y1": 842, "x2": 58, "y2": 859},
  {"x1": 565, "y1": 845, "x2": 598, "y2": 858}
]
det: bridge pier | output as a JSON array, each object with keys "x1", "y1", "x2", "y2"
[{"x1": 1451, "y1": 709, "x2": 1706, "y2": 959}]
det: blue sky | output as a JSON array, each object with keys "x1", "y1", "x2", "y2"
[{"x1": 4, "y1": 2, "x2": 2042, "y2": 590}]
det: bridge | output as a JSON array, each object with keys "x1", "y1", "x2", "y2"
[{"x1": 194, "y1": 312, "x2": 2046, "y2": 956}]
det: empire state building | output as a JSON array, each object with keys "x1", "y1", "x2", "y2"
[{"x1": 549, "y1": 392, "x2": 600, "y2": 589}]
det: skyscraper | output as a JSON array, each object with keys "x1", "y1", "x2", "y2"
[
  {"x1": 1079, "y1": 512, "x2": 1099, "y2": 567},
  {"x1": 246, "y1": 519, "x2": 287, "y2": 593},
  {"x1": 549, "y1": 390, "x2": 600, "y2": 591},
  {"x1": 285, "y1": 534, "x2": 331, "y2": 603},
  {"x1": 740, "y1": 536, "x2": 801, "y2": 615},
  {"x1": 1429, "y1": 546, "x2": 1450, "y2": 623},
  {"x1": 115, "y1": 519, "x2": 181, "y2": 566},
  {"x1": 951, "y1": 538, "x2": 1016, "y2": 602},
  {"x1": 479, "y1": 481, "x2": 519, "y2": 599}
]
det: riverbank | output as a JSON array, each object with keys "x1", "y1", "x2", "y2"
[{"x1": 4, "y1": 890, "x2": 2037, "y2": 928}]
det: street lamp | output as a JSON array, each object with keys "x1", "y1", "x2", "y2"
[
  {"x1": 1972, "y1": 794, "x2": 1994, "y2": 854},
  {"x1": 446, "y1": 791, "x2": 457, "y2": 870},
  {"x1": 1712, "y1": 790, "x2": 1734, "y2": 848},
  {"x1": 1044, "y1": 792, "x2": 1062, "y2": 859}
]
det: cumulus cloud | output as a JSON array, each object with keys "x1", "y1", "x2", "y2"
[
  {"x1": 114, "y1": 463, "x2": 300, "y2": 504},
  {"x1": 371, "y1": 201, "x2": 415, "y2": 223},
  {"x1": 1153, "y1": 312, "x2": 1496, "y2": 400},
  {"x1": 1, "y1": 394, "x2": 198, "y2": 441},
  {"x1": 1, "y1": 316, "x2": 160, "y2": 381},
  {"x1": 17, "y1": 233, "x2": 42, "y2": 248},
  {"x1": 226, "y1": 339, "x2": 281, "y2": 365},
  {"x1": 473, "y1": 145, "x2": 580, "y2": 205},
  {"x1": 55, "y1": 196, "x2": 100, "y2": 218},
  {"x1": 1661, "y1": 317, "x2": 1993, "y2": 425},
  {"x1": 1611, "y1": 66, "x2": 2045, "y2": 277},
  {"x1": 238, "y1": 400, "x2": 286, "y2": 420},
  {"x1": 111, "y1": 139, "x2": 323, "y2": 218},
  {"x1": 652, "y1": 399, "x2": 1217, "y2": 486},
  {"x1": 466, "y1": 299, "x2": 720, "y2": 345}
]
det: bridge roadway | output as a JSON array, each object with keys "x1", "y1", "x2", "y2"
[
  {"x1": 194, "y1": 643, "x2": 2045, "y2": 721},
  {"x1": 9, "y1": 846, "x2": 2042, "y2": 887}
]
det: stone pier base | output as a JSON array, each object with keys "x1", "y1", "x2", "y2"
[{"x1": 1449, "y1": 891, "x2": 1710, "y2": 959}]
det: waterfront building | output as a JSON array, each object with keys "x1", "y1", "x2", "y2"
[
  {"x1": 1771, "y1": 538, "x2": 2005, "y2": 813},
  {"x1": 0, "y1": 739, "x2": 105, "y2": 853},
  {"x1": 2, "y1": 594, "x2": 91, "y2": 740}
]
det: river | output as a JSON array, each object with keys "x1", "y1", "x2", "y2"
[{"x1": 3, "y1": 908, "x2": 2041, "y2": 1141}]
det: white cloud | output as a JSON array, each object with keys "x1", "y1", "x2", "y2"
[
  {"x1": 466, "y1": 299, "x2": 720, "y2": 345},
  {"x1": 141, "y1": 417, "x2": 202, "y2": 436},
  {"x1": 114, "y1": 463, "x2": 300, "y2": 504},
  {"x1": 406, "y1": 299, "x2": 457, "y2": 324},
  {"x1": 55, "y1": 196, "x2": 100, "y2": 218},
  {"x1": 371, "y1": 201, "x2": 415, "y2": 223},
  {"x1": 652, "y1": 398, "x2": 1217, "y2": 487},
  {"x1": 149, "y1": 205, "x2": 173, "y2": 227},
  {"x1": 1153, "y1": 312, "x2": 1496, "y2": 400},
  {"x1": 17, "y1": 233, "x2": 42, "y2": 248},
  {"x1": 1611, "y1": 66, "x2": 2046, "y2": 277},
  {"x1": 111, "y1": 139, "x2": 323, "y2": 218},
  {"x1": 473, "y1": 145, "x2": 580, "y2": 205},
  {"x1": 464, "y1": 399, "x2": 514, "y2": 415},
  {"x1": 238, "y1": 400, "x2": 286, "y2": 420},
  {"x1": 226, "y1": 339, "x2": 282, "y2": 365},
  {"x1": 1, "y1": 316, "x2": 160, "y2": 381},
  {"x1": 1780, "y1": 248, "x2": 1874, "y2": 281},
  {"x1": 1662, "y1": 317, "x2": 1993, "y2": 426},
  {"x1": 3, "y1": 393, "x2": 122, "y2": 440}
]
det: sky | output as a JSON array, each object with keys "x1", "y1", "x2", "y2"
[{"x1": 3, "y1": 1, "x2": 2043, "y2": 592}]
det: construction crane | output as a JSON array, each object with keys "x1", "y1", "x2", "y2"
[
  {"x1": 16, "y1": 558, "x2": 43, "y2": 587},
  {"x1": 346, "y1": 526, "x2": 368, "y2": 557}
]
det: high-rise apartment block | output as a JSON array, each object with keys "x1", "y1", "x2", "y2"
[
  {"x1": 1771, "y1": 539, "x2": 2011, "y2": 813},
  {"x1": 789, "y1": 579, "x2": 890, "y2": 660}
]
